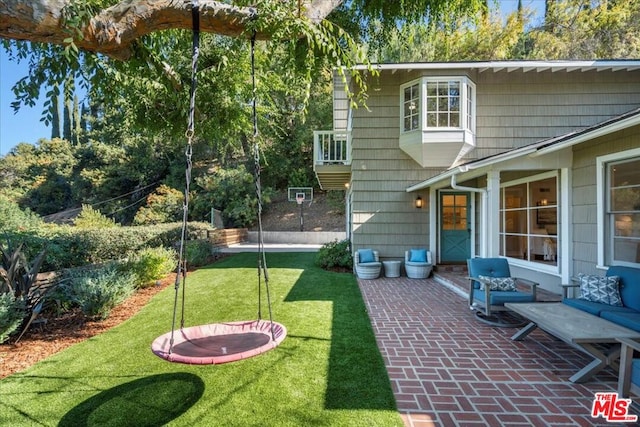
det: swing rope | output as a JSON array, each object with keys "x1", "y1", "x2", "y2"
[
  {"x1": 168, "y1": 0, "x2": 200, "y2": 355},
  {"x1": 250, "y1": 32, "x2": 276, "y2": 341}
]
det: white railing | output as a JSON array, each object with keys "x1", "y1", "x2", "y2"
[{"x1": 313, "y1": 131, "x2": 351, "y2": 165}]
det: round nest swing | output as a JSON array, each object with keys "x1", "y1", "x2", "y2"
[
  {"x1": 151, "y1": 3, "x2": 285, "y2": 366},
  {"x1": 151, "y1": 320, "x2": 287, "y2": 364}
]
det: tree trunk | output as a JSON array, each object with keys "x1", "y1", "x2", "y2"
[{"x1": 0, "y1": 0, "x2": 343, "y2": 60}]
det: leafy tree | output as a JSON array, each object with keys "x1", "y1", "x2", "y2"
[
  {"x1": 530, "y1": 0, "x2": 640, "y2": 59},
  {"x1": 133, "y1": 184, "x2": 184, "y2": 225}
]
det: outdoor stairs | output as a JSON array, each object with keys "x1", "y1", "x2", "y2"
[{"x1": 433, "y1": 263, "x2": 562, "y2": 302}]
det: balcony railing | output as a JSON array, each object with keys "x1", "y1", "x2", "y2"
[{"x1": 313, "y1": 131, "x2": 351, "y2": 166}]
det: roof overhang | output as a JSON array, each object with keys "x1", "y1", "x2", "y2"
[
  {"x1": 406, "y1": 107, "x2": 640, "y2": 192},
  {"x1": 354, "y1": 60, "x2": 640, "y2": 74}
]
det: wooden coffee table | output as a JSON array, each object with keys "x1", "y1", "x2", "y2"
[{"x1": 504, "y1": 302, "x2": 640, "y2": 383}]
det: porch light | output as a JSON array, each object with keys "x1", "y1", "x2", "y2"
[{"x1": 415, "y1": 196, "x2": 423, "y2": 209}]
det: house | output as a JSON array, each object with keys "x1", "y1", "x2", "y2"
[{"x1": 313, "y1": 60, "x2": 640, "y2": 293}]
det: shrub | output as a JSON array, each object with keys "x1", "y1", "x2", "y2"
[
  {"x1": 0, "y1": 195, "x2": 43, "y2": 232},
  {"x1": 6, "y1": 221, "x2": 211, "y2": 271},
  {"x1": 0, "y1": 294, "x2": 26, "y2": 343},
  {"x1": 73, "y1": 204, "x2": 119, "y2": 228},
  {"x1": 185, "y1": 239, "x2": 211, "y2": 268},
  {"x1": 126, "y1": 247, "x2": 177, "y2": 288},
  {"x1": 0, "y1": 239, "x2": 52, "y2": 342},
  {"x1": 63, "y1": 264, "x2": 136, "y2": 320},
  {"x1": 316, "y1": 239, "x2": 352, "y2": 271}
]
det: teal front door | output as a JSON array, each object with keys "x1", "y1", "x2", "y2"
[{"x1": 440, "y1": 192, "x2": 471, "y2": 262}]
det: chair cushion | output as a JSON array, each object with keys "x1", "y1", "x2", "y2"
[
  {"x1": 409, "y1": 249, "x2": 428, "y2": 263},
  {"x1": 479, "y1": 275, "x2": 516, "y2": 291},
  {"x1": 562, "y1": 298, "x2": 634, "y2": 316},
  {"x1": 600, "y1": 311, "x2": 640, "y2": 333},
  {"x1": 358, "y1": 249, "x2": 375, "y2": 263},
  {"x1": 608, "y1": 266, "x2": 640, "y2": 312},
  {"x1": 467, "y1": 258, "x2": 511, "y2": 290},
  {"x1": 577, "y1": 273, "x2": 622, "y2": 306},
  {"x1": 473, "y1": 289, "x2": 534, "y2": 305}
]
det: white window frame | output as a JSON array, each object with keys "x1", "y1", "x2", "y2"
[
  {"x1": 399, "y1": 76, "x2": 476, "y2": 134},
  {"x1": 596, "y1": 147, "x2": 640, "y2": 268},
  {"x1": 400, "y1": 81, "x2": 420, "y2": 133},
  {"x1": 499, "y1": 171, "x2": 560, "y2": 274}
]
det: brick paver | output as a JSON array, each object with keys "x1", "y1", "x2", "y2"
[{"x1": 358, "y1": 275, "x2": 640, "y2": 427}]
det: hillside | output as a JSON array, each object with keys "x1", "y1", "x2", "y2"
[{"x1": 254, "y1": 191, "x2": 345, "y2": 232}]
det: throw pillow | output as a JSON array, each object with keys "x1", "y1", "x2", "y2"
[
  {"x1": 358, "y1": 249, "x2": 375, "y2": 263},
  {"x1": 409, "y1": 249, "x2": 427, "y2": 263},
  {"x1": 478, "y1": 275, "x2": 517, "y2": 292},
  {"x1": 578, "y1": 274, "x2": 622, "y2": 306}
]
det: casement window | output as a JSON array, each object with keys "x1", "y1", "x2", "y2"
[
  {"x1": 402, "y1": 83, "x2": 420, "y2": 132},
  {"x1": 500, "y1": 172, "x2": 559, "y2": 267},
  {"x1": 598, "y1": 151, "x2": 640, "y2": 266},
  {"x1": 400, "y1": 77, "x2": 475, "y2": 133}
]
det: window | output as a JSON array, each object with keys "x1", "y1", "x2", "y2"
[
  {"x1": 426, "y1": 80, "x2": 460, "y2": 127},
  {"x1": 402, "y1": 83, "x2": 420, "y2": 132},
  {"x1": 400, "y1": 77, "x2": 475, "y2": 133},
  {"x1": 500, "y1": 173, "x2": 558, "y2": 266},
  {"x1": 606, "y1": 157, "x2": 640, "y2": 265},
  {"x1": 399, "y1": 76, "x2": 476, "y2": 167}
]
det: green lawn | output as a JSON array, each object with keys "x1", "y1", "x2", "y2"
[{"x1": 0, "y1": 252, "x2": 402, "y2": 426}]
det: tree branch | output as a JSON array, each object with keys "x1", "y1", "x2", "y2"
[{"x1": 0, "y1": 0, "x2": 344, "y2": 60}]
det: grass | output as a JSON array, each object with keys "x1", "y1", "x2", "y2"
[{"x1": 0, "y1": 252, "x2": 402, "y2": 426}]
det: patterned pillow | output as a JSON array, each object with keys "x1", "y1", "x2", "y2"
[
  {"x1": 578, "y1": 274, "x2": 622, "y2": 306},
  {"x1": 478, "y1": 275, "x2": 517, "y2": 292}
]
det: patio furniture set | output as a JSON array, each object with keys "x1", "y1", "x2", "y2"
[
  {"x1": 354, "y1": 248, "x2": 433, "y2": 280},
  {"x1": 466, "y1": 257, "x2": 640, "y2": 397}
]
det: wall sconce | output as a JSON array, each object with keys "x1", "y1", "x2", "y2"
[{"x1": 415, "y1": 196, "x2": 423, "y2": 209}]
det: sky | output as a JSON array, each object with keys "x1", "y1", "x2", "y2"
[{"x1": 0, "y1": 0, "x2": 545, "y2": 157}]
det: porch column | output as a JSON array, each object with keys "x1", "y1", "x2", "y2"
[{"x1": 486, "y1": 170, "x2": 501, "y2": 257}]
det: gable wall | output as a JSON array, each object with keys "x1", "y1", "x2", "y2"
[{"x1": 349, "y1": 67, "x2": 640, "y2": 259}]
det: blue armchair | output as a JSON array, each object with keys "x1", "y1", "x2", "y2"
[{"x1": 467, "y1": 257, "x2": 538, "y2": 326}]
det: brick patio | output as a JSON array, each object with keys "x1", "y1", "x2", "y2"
[{"x1": 357, "y1": 272, "x2": 640, "y2": 427}]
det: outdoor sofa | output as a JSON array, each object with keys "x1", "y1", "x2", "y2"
[{"x1": 562, "y1": 266, "x2": 640, "y2": 332}]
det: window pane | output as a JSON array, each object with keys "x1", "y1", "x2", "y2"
[
  {"x1": 611, "y1": 159, "x2": 640, "y2": 187},
  {"x1": 505, "y1": 184, "x2": 526, "y2": 208},
  {"x1": 613, "y1": 238, "x2": 640, "y2": 263},
  {"x1": 530, "y1": 177, "x2": 556, "y2": 207},
  {"x1": 427, "y1": 113, "x2": 437, "y2": 127},
  {"x1": 505, "y1": 235, "x2": 526, "y2": 259},
  {"x1": 404, "y1": 118, "x2": 411, "y2": 131},
  {"x1": 505, "y1": 210, "x2": 527, "y2": 233},
  {"x1": 614, "y1": 214, "x2": 640, "y2": 237},
  {"x1": 404, "y1": 87, "x2": 412, "y2": 99},
  {"x1": 611, "y1": 187, "x2": 640, "y2": 211},
  {"x1": 427, "y1": 97, "x2": 437, "y2": 111},
  {"x1": 427, "y1": 82, "x2": 437, "y2": 96},
  {"x1": 437, "y1": 97, "x2": 447, "y2": 112},
  {"x1": 411, "y1": 116, "x2": 419, "y2": 129},
  {"x1": 438, "y1": 114, "x2": 449, "y2": 127},
  {"x1": 450, "y1": 113, "x2": 459, "y2": 127}
]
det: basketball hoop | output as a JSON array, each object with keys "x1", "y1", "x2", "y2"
[{"x1": 296, "y1": 193, "x2": 305, "y2": 205}]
